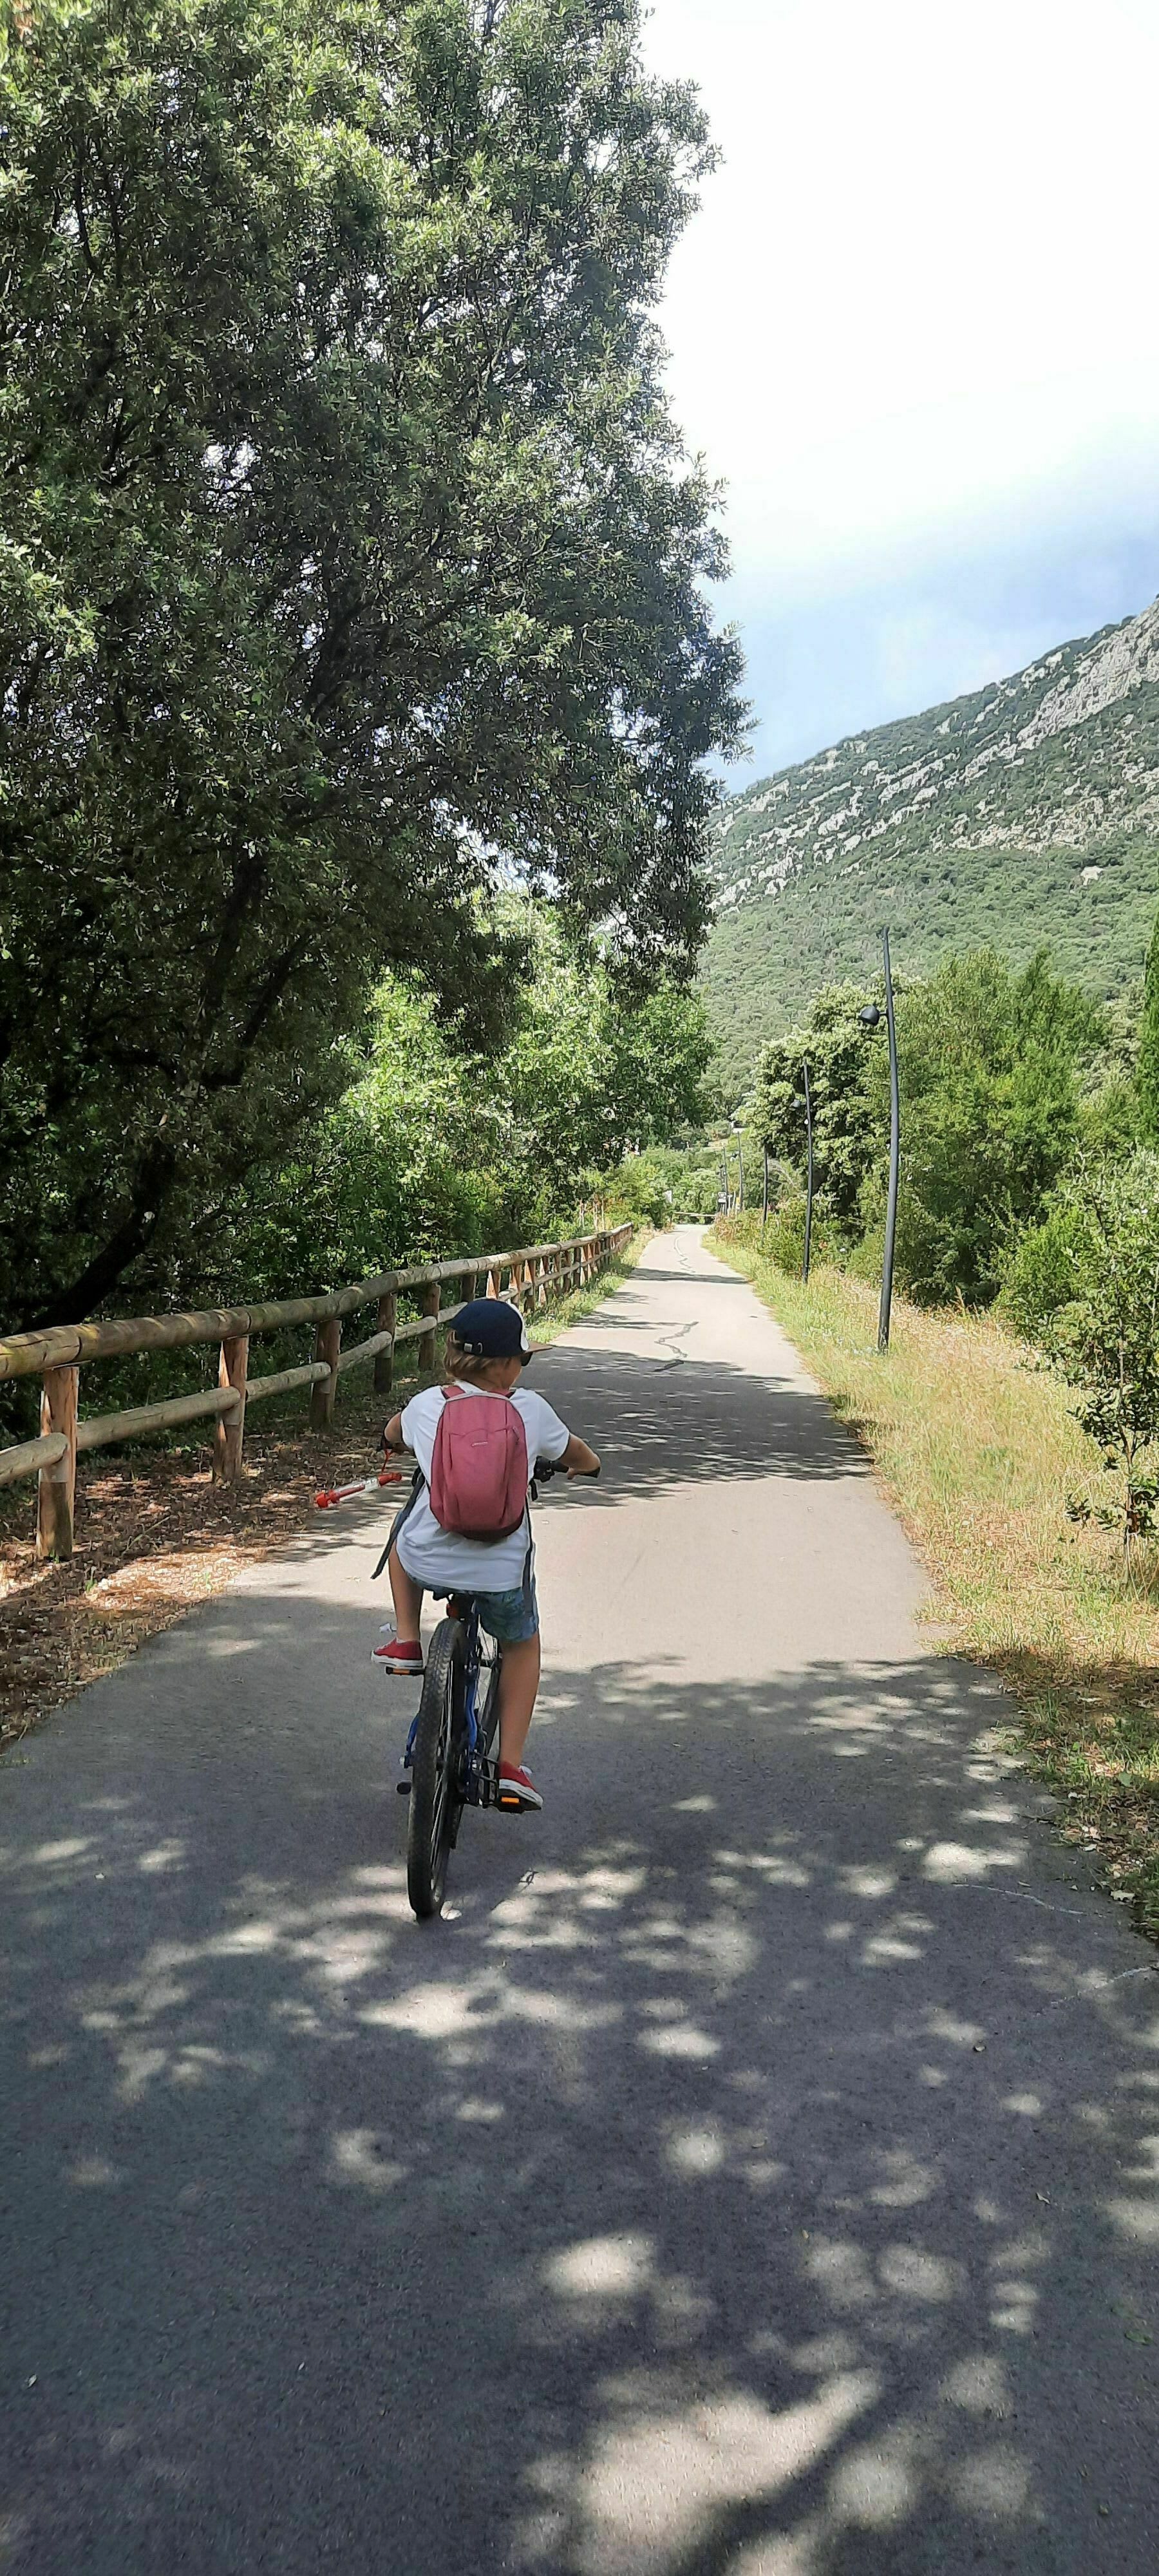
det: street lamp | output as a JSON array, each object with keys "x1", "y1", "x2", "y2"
[
  {"x1": 791, "y1": 1061, "x2": 815, "y2": 1283},
  {"x1": 859, "y1": 927, "x2": 900, "y2": 1352}
]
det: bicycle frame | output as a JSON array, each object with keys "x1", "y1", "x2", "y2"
[{"x1": 400, "y1": 1595, "x2": 504, "y2": 1807}]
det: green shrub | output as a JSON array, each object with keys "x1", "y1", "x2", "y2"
[
  {"x1": 998, "y1": 1202, "x2": 1092, "y2": 1339},
  {"x1": 863, "y1": 949, "x2": 1103, "y2": 1305},
  {"x1": 1042, "y1": 1152, "x2": 1159, "y2": 1559}
]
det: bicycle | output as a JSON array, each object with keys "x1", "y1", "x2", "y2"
[{"x1": 395, "y1": 1457, "x2": 563, "y2": 1920}]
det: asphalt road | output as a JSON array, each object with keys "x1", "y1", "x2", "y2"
[{"x1": 3, "y1": 1228, "x2": 1158, "y2": 2575}]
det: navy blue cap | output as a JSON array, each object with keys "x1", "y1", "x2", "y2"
[{"x1": 449, "y1": 1298, "x2": 532, "y2": 1361}]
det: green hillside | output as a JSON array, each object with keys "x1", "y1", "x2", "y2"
[{"x1": 702, "y1": 598, "x2": 1159, "y2": 1095}]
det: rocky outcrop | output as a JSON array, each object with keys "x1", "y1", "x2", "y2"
[{"x1": 713, "y1": 597, "x2": 1159, "y2": 913}]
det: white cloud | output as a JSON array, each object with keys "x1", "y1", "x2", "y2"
[{"x1": 641, "y1": 0, "x2": 1159, "y2": 769}]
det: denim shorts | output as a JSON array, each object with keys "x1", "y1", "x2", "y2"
[{"x1": 474, "y1": 1569, "x2": 539, "y2": 1645}]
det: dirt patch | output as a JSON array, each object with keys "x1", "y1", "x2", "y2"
[{"x1": 0, "y1": 1391, "x2": 388, "y2": 1756}]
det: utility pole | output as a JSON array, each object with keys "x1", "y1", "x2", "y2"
[{"x1": 761, "y1": 1142, "x2": 769, "y2": 1241}]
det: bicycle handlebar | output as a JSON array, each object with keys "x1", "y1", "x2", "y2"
[{"x1": 316, "y1": 1447, "x2": 597, "y2": 1510}]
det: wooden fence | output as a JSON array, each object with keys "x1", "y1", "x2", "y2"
[{"x1": 0, "y1": 1224, "x2": 632, "y2": 1561}]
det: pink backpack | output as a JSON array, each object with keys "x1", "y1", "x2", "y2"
[{"x1": 427, "y1": 1387, "x2": 530, "y2": 1542}]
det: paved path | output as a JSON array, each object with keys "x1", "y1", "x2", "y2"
[{"x1": 3, "y1": 1229, "x2": 1158, "y2": 2575}]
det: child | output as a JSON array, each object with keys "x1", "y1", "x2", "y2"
[{"x1": 374, "y1": 1297, "x2": 599, "y2": 1810}]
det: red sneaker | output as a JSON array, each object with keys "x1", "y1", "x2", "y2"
[
  {"x1": 496, "y1": 1763, "x2": 543, "y2": 1812},
  {"x1": 371, "y1": 1638, "x2": 424, "y2": 1674}
]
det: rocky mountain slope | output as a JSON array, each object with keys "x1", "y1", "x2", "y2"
[{"x1": 704, "y1": 598, "x2": 1159, "y2": 1094}]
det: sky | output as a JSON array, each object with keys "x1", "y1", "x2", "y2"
[{"x1": 640, "y1": 0, "x2": 1159, "y2": 781}]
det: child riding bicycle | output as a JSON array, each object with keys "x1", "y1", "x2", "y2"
[{"x1": 374, "y1": 1298, "x2": 599, "y2": 1810}]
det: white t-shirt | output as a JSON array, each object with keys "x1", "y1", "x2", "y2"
[{"x1": 394, "y1": 1383, "x2": 570, "y2": 1593}]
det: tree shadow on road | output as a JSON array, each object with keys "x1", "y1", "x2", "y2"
[
  {"x1": 3, "y1": 1611, "x2": 1158, "y2": 2573},
  {"x1": 529, "y1": 1349, "x2": 870, "y2": 1497}
]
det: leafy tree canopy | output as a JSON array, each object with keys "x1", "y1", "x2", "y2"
[
  {"x1": 869, "y1": 949, "x2": 1104, "y2": 1306},
  {"x1": 753, "y1": 983, "x2": 883, "y2": 1233},
  {"x1": 199, "y1": 914, "x2": 715, "y2": 1303},
  {"x1": 1039, "y1": 1152, "x2": 1159, "y2": 1558},
  {"x1": 1138, "y1": 905, "x2": 1159, "y2": 1146},
  {"x1": 0, "y1": 0, "x2": 743, "y2": 1328},
  {"x1": 754, "y1": 951, "x2": 1107, "y2": 1307}
]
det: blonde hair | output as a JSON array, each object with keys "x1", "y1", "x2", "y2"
[{"x1": 444, "y1": 1331, "x2": 501, "y2": 1385}]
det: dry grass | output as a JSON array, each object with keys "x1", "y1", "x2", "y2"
[
  {"x1": 0, "y1": 1238, "x2": 647, "y2": 1757},
  {"x1": 715, "y1": 1217, "x2": 1159, "y2": 1938}
]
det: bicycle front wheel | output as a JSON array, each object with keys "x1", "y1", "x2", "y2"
[{"x1": 407, "y1": 1620, "x2": 466, "y2": 1920}]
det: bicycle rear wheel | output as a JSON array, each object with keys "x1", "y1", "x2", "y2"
[{"x1": 407, "y1": 1620, "x2": 466, "y2": 1920}]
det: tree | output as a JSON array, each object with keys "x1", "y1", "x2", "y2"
[
  {"x1": 1041, "y1": 1154, "x2": 1159, "y2": 1564},
  {"x1": 501, "y1": 914, "x2": 715, "y2": 1198},
  {"x1": 0, "y1": 0, "x2": 744, "y2": 1329},
  {"x1": 201, "y1": 914, "x2": 715, "y2": 1305},
  {"x1": 1138, "y1": 904, "x2": 1159, "y2": 1144},
  {"x1": 753, "y1": 984, "x2": 882, "y2": 1233},
  {"x1": 867, "y1": 950, "x2": 1102, "y2": 1305}
]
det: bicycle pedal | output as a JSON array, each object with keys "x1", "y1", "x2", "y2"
[{"x1": 464, "y1": 1756, "x2": 498, "y2": 1808}]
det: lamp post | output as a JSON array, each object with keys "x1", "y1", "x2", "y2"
[
  {"x1": 730, "y1": 1118, "x2": 745, "y2": 1214},
  {"x1": 859, "y1": 927, "x2": 900, "y2": 1352},
  {"x1": 791, "y1": 1061, "x2": 815, "y2": 1283}
]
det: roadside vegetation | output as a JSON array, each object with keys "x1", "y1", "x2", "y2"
[
  {"x1": 1, "y1": 3, "x2": 743, "y2": 1729},
  {"x1": 1, "y1": 0, "x2": 742, "y2": 1363},
  {"x1": 706, "y1": 904, "x2": 1159, "y2": 1937},
  {"x1": 713, "y1": 1224, "x2": 1159, "y2": 1936}
]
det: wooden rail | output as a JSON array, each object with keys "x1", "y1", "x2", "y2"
[{"x1": 0, "y1": 1224, "x2": 631, "y2": 1560}]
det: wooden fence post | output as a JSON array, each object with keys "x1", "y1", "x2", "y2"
[
  {"x1": 310, "y1": 1318, "x2": 341, "y2": 1430},
  {"x1": 37, "y1": 1365, "x2": 78, "y2": 1560},
  {"x1": 536, "y1": 1255, "x2": 547, "y2": 1311},
  {"x1": 419, "y1": 1282, "x2": 440, "y2": 1373},
  {"x1": 485, "y1": 1267, "x2": 497, "y2": 1298},
  {"x1": 373, "y1": 1293, "x2": 396, "y2": 1397},
  {"x1": 213, "y1": 1334, "x2": 248, "y2": 1482}
]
